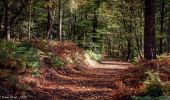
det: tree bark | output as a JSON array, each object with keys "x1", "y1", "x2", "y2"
[
  {"x1": 28, "y1": 0, "x2": 32, "y2": 39},
  {"x1": 127, "y1": 39, "x2": 131, "y2": 61},
  {"x1": 92, "y1": 0, "x2": 100, "y2": 43},
  {"x1": 0, "y1": 5, "x2": 4, "y2": 29},
  {"x1": 168, "y1": 17, "x2": 170, "y2": 54},
  {"x1": 159, "y1": 0, "x2": 165, "y2": 54},
  {"x1": 58, "y1": 0, "x2": 63, "y2": 42},
  {"x1": 47, "y1": 0, "x2": 53, "y2": 39},
  {"x1": 4, "y1": 0, "x2": 10, "y2": 41},
  {"x1": 144, "y1": 0, "x2": 156, "y2": 60}
]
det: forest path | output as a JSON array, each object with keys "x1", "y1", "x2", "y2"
[
  {"x1": 25, "y1": 61, "x2": 142, "y2": 100},
  {"x1": 92, "y1": 60, "x2": 132, "y2": 69}
]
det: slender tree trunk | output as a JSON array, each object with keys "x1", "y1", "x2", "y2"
[
  {"x1": 59, "y1": 0, "x2": 63, "y2": 42},
  {"x1": 92, "y1": 9, "x2": 98, "y2": 34},
  {"x1": 168, "y1": 17, "x2": 170, "y2": 55},
  {"x1": 47, "y1": 0, "x2": 53, "y2": 39},
  {"x1": 127, "y1": 23, "x2": 132, "y2": 61},
  {"x1": 70, "y1": 13, "x2": 74, "y2": 40},
  {"x1": 92, "y1": 0, "x2": 99, "y2": 43},
  {"x1": 69, "y1": 13, "x2": 73, "y2": 40},
  {"x1": 0, "y1": 6, "x2": 5, "y2": 37},
  {"x1": 108, "y1": 37, "x2": 112, "y2": 59},
  {"x1": 0, "y1": 6, "x2": 4, "y2": 30},
  {"x1": 144, "y1": 0, "x2": 156, "y2": 60},
  {"x1": 73, "y1": 13, "x2": 76, "y2": 39},
  {"x1": 159, "y1": 0, "x2": 165, "y2": 54},
  {"x1": 4, "y1": 0, "x2": 10, "y2": 41},
  {"x1": 127, "y1": 38, "x2": 131, "y2": 61},
  {"x1": 28, "y1": 0, "x2": 32, "y2": 39},
  {"x1": 84, "y1": 13, "x2": 88, "y2": 47},
  {"x1": 107, "y1": 35, "x2": 112, "y2": 59}
]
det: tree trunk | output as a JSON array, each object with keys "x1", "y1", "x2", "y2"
[
  {"x1": 0, "y1": 5, "x2": 4, "y2": 29},
  {"x1": 59, "y1": 0, "x2": 63, "y2": 42},
  {"x1": 28, "y1": 0, "x2": 32, "y2": 39},
  {"x1": 0, "y1": 5, "x2": 5, "y2": 37},
  {"x1": 4, "y1": 0, "x2": 10, "y2": 41},
  {"x1": 47, "y1": 0, "x2": 53, "y2": 39},
  {"x1": 73, "y1": 13, "x2": 76, "y2": 39},
  {"x1": 144, "y1": 0, "x2": 156, "y2": 60},
  {"x1": 159, "y1": 0, "x2": 165, "y2": 54},
  {"x1": 168, "y1": 17, "x2": 170, "y2": 54},
  {"x1": 107, "y1": 35, "x2": 112, "y2": 59},
  {"x1": 92, "y1": 0, "x2": 99, "y2": 43},
  {"x1": 127, "y1": 39, "x2": 131, "y2": 61},
  {"x1": 69, "y1": 13, "x2": 73, "y2": 40}
]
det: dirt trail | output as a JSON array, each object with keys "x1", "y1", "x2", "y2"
[
  {"x1": 22, "y1": 61, "x2": 143, "y2": 100},
  {"x1": 94, "y1": 61, "x2": 132, "y2": 69}
]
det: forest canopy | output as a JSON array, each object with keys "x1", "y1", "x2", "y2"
[{"x1": 0, "y1": 0, "x2": 170, "y2": 61}]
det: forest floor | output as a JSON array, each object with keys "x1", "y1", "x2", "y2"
[
  {"x1": 19, "y1": 60, "x2": 145, "y2": 100},
  {"x1": 1, "y1": 40, "x2": 170, "y2": 100}
]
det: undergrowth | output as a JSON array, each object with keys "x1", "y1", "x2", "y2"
[
  {"x1": 142, "y1": 71, "x2": 163, "y2": 97},
  {"x1": 133, "y1": 71, "x2": 170, "y2": 99},
  {"x1": 0, "y1": 40, "x2": 40, "y2": 72},
  {"x1": 86, "y1": 50, "x2": 102, "y2": 61},
  {"x1": 49, "y1": 54, "x2": 65, "y2": 68}
]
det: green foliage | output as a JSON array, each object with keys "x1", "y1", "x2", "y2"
[
  {"x1": 141, "y1": 71, "x2": 163, "y2": 97},
  {"x1": 139, "y1": 71, "x2": 170, "y2": 98},
  {"x1": 53, "y1": 57, "x2": 64, "y2": 68},
  {"x1": 69, "y1": 0, "x2": 79, "y2": 13},
  {"x1": 132, "y1": 96, "x2": 170, "y2": 100},
  {"x1": 44, "y1": 51, "x2": 65, "y2": 68},
  {"x1": 6, "y1": 75, "x2": 29, "y2": 91},
  {"x1": 1, "y1": 0, "x2": 170, "y2": 61},
  {"x1": 86, "y1": 50, "x2": 102, "y2": 61},
  {"x1": 0, "y1": 41, "x2": 40, "y2": 70},
  {"x1": 134, "y1": 71, "x2": 170, "y2": 99},
  {"x1": 12, "y1": 47, "x2": 40, "y2": 69},
  {"x1": 19, "y1": 41, "x2": 32, "y2": 48},
  {"x1": 6, "y1": 75, "x2": 17, "y2": 85},
  {"x1": 0, "y1": 40, "x2": 16, "y2": 61},
  {"x1": 32, "y1": 70, "x2": 40, "y2": 77}
]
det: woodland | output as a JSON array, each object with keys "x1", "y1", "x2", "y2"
[{"x1": 0, "y1": 0, "x2": 170, "y2": 100}]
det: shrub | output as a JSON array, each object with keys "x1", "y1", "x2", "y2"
[
  {"x1": 32, "y1": 70, "x2": 40, "y2": 77},
  {"x1": 12, "y1": 47, "x2": 40, "y2": 69},
  {"x1": 141, "y1": 71, "x2": 163, "y2": 97},
  {"x1": 0, "y1": 41, "x2": 40, "y2": 70},
  {"x1": 18, "y1": 41, "x2": 32, "y2": 48},
  {"x1": 140, "y1": 71, "x2": 170, "y2": 97},
  {"x1": 53, "y1": 57, "x2": 64, "y2": 67},
  {"x1": 86, "y1": 50, "x2": 102, "y2": 61},
  {"x1": 132, "y1": 71, "x2": 170, "y2": 99},
  {"x1": 0, "y1": 40, "x2": 16, "y2": 61},
  {"x1": 141, "y1": 71, "x2": 167, "y2": 97}
]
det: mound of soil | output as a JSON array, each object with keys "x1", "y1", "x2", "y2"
[{"x1": 28, "y1": 39, "x2": 97, "y2": 68}]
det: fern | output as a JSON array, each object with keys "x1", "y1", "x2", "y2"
[{"x1": 142, "y1": 71, "x2": 163, "y2": 97}]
